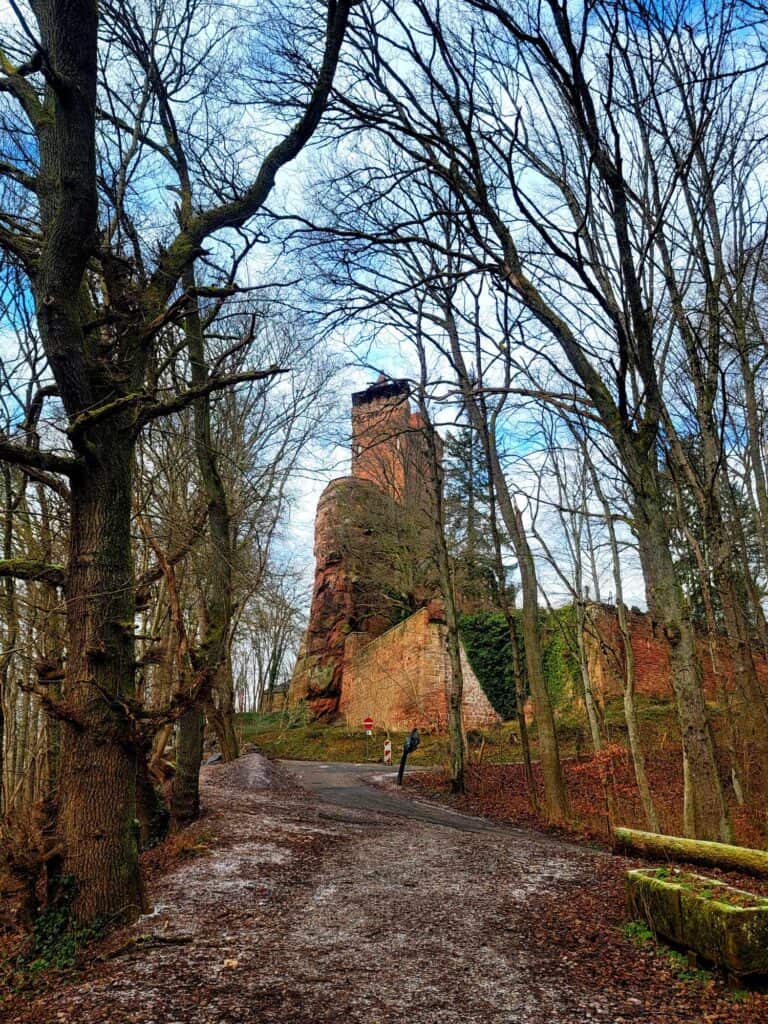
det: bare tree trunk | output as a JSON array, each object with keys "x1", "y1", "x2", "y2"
[
  {"x1": 493, "y1": 472, "x2": 568, "y2": 823},
  {"x1": 666, "y1": 419, "x2": 768, "y2": 821},
  {"x1": 575, "y1": 600, "x2": 605, "y2": 757},
  {"x1": 207, "y1": 659, "x2": 240, "y2": 762},
  {"x1": 594, "y1": 477, "x2": 660, "y2": 833},
  {"x1": 634, "y1": 493, "x2": 731, "y2": 841},
  {"x1": 55, "y1": 426, "x2": 146, "y2": 922},
  {"x1": 184, "y1": 267, "x2": 239, "y2": 762},
  {"x1": 507, "y1": 602, "x2": 537, "y2": 805},
  {"x1": 443, "y1": 313, "x2": 567, "y2": 822},
  {"x1": 0, "y1": 464, "x2": 18, "y2": 814},
  {"x1": 170, "y1": 705, "x2": 205, "y2": 828},
  {"x1": 484, "y1": 461, "x2": 537, "y2": 806},
  {"x1": 412, "y1": 363, "x2": 466, "y2": 793},
  {"x1": 737, "y1": 346, "x2": 768, "y2": 576}
]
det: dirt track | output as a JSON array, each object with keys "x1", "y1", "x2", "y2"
[{"x1": 4, "y1": 754, "x2": 766, "y2": 1024}]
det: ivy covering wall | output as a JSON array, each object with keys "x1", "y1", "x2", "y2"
[
  {"x1": 459, "y1": 607, "x2": 579, "y2": 720},
  {"x1": 459, "y1": 612, "x2": 519, "y2": 719}
]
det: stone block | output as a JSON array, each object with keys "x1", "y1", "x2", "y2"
[{"x1": 626, "y1": 867, "x2": 768, "y2": 976}]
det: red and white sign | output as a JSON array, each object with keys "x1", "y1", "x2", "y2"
[{"x1": 363, "y1": 716, "x2": 374, "y2": 734}]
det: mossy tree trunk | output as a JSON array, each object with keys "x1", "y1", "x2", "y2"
[
  {"x1": 184, "y1": 266, "x2": 238, "y2": 763},
  {"x1": 28, "y1": 2, "x2": 146, "y2": 923},
  {"x1": 633, "y1": 484, "x2": 731, "y2": 842},
  {"x1": 170, "y1": 705, "x2": 205, "y2": 828},
  {"x1": 614, "y1": 827, "x2": 768, "y2": 877}
]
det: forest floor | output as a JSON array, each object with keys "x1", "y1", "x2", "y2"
[
  {"x1": 2, "y1": 753, "x2": 768, "y2": 1024},
  {"x1": 405, "y1": 745, "x2": 768, "y2": 848}
]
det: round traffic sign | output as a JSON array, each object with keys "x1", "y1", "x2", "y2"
[{"x1": 363, "y1": 716, "x2": 374, "y2": 730}]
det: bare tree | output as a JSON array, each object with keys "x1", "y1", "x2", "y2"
[
  {"x1": 0, "y1": 0, "x2": 354, "y2": 922},
  {"x1": 319, "y1": 0, "x2": 768, "y2": 838}
]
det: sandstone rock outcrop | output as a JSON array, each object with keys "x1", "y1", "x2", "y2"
[{"x1": 289, "y1": 476, "x2": 401, "y2": 717}]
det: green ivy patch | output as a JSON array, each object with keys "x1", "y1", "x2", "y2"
[
  {"x1": 459, "y1": 612, "x2": 519, "y2": 719},
  {"x1": 459, "y1": 606, "x2": 580, "y2": 718}
]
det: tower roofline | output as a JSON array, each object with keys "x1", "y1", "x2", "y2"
[{"x1": 351, "y1": 378, "x2": 410, "y2": 407}]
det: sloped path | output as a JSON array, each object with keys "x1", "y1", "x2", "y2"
[{"x1": 4, "y1": 755, "x2": 765, "y2": 1024}]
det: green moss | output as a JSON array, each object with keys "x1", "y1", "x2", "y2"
[
  {"x1": 626, "y1": 868, "x2": 686, "y2": 945},
  {"x1": 626, "y1": 868, "x2": 768, "y2": 975},
  {"x1": 541, "y1": 605, "x2": 579, "y2": 708}
]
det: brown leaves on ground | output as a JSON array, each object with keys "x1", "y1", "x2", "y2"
[
  {"x1": 1, "y1": 753, "x2": 767, "y2": 1023},
  {"x1": 406, "y1": 745, "x2": 768, "y2": 849}
]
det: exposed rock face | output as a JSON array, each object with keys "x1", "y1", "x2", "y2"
[{"x1": 289, "y1": 477, "x2": 400, "y2": 716}]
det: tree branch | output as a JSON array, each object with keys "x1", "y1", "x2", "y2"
[
  {"x1": 0, "y1": 559, "x2": 66, "y2": 587},
  {"x1": 135, "y1": 505, "x2": 209, "y2": 596},
  {"x1": 0, "y1": 439, "x2": 79, "y2": 476},
  {"x1": 136, "y1": 366, "x2": 289, "y2": 429},
  {"x1": 147, "y1": 0, "x2": 355, "y2": 306}
]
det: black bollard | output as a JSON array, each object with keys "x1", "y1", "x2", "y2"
[{"x1": 397, "y1": 727, "x2": 421, "y2": 785}]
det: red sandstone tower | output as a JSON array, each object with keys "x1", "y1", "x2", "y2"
[
  {"x1": 350, "y1": 376, "x2": 434, "y2": 505},
  {"x1": 289, "y1": 377, "x2": 437, "y2": 717}
]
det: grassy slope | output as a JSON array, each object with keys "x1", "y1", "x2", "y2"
[
  {"x1": 236, "y1": 708, "x2": 524, "y2": 766},
  {"x1": 236, "y1": 695, "x2": 680, "y2": 768}
]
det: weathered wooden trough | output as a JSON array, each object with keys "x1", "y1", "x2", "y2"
[{"x1": 626, "y1": 867, "x2": 768, "y2": 978}]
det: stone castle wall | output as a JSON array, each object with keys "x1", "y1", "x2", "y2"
[
  {"x1": 585, "y1": 605, "x2": 768, "y2": 702},
  {"x1": 339, "y1": 606, "x2": 500, "y2": 732}
]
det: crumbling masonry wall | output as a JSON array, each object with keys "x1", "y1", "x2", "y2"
[{"x1": 585, "y1": 604, "x2": 768, "y2": 702}]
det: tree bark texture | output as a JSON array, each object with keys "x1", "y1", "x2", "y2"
[
  {"x1": 55, "y1": 428, "x2": 146, "y2": 921},
  {"x1": 634, "y1": 492, "x2": 731, "y2": 842},
  {"x1": 170, "y1": 705, "x2": 205, "y2": 829}
]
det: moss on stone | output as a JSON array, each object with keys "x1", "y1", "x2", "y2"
[
  {"x1": 626, "y1": 867, "x2": 768, "y2": 975},
  {"x1": 626, "y1": 869, "x2": 685, "y2": 945}
]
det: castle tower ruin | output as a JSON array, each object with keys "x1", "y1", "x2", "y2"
[
  {"x1": 288, "y1": 378, "x2": 437, "y2": 718},
  {"x1": 289, "y1": 377, "x2": 499, "y2": 731}
]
